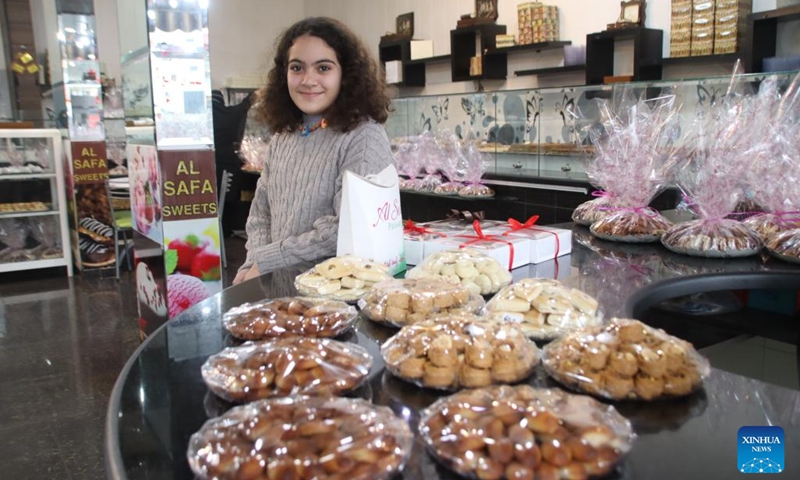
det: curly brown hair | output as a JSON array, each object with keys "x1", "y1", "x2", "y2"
[{"x1": 257, "y1": 17, "x2": 391, "y2": 133}]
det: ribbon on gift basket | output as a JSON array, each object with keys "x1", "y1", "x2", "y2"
[
  {"x1": 403, "y1": 220, "x2": 446, "y2": 237},
  {"x1": 502, "y1": 215, "x2": 561, "y2": 260},
  {"x1": 446, "y1": 209, "x2": 486, "y2": 223},
  {"x1": 456, "y1": 220, "x2": 515, "y2": 270}
]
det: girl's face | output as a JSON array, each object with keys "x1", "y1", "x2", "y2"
[{"x1": 287, "y1": 35, "x2": 342, "y2": 117}]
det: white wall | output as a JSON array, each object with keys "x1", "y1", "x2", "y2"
[
  {"x1": 32, "y1": 0, "x2": 794, "y2": 94},
  {"x1": 208, "y1": 0, "x2": 305, "y2": 88},
  {"x1": 95, "y1": 0, "x2": 121, "y2": 81}
]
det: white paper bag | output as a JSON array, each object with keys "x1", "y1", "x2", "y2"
[{"x1": 337, "y1": 164, "x2": 406, "y2": 275}]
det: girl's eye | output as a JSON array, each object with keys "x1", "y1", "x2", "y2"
[
  {"x1": 318, "y1": 65, "x2": 330, "y2": 73},
  {"x1": 289, "y1": 65, "x2": 302, "y2": 73}
]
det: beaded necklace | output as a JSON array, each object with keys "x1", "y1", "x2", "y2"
[{"x1": 300, "y1": 118, "x2": 328, "y2": 137}]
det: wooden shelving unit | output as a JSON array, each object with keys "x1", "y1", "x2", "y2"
[
  {"x1": 747, "y1": 4, "x2": 800, "y2": 73},
  {"x1": 515, "y1": 64, "x2": 585, "y2": 77},
  {"x1": 585, "y1": 27, "x2": 663, "y2": 85}
]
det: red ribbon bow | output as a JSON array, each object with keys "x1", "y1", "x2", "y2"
[
  {"x1": 456, "y1": 220, "x2": 515, "y2": 270},
  {"x1": 404, "y1": 220, "x2": 445, "y2": 237},
  {"x1": 502, "y1": 215, "x2": 561, "y2": 276}
]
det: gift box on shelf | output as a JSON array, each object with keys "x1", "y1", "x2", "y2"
[
  {"x1": 424, "y1": 224, "x2": 531, "y2": 270},
  {"x1": 494, "y1": 216, "x2": 573, "y2": 264}
]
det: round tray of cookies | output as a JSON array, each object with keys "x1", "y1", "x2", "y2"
[
  {"x1": 542, "y1": 318, "x2": 711, "y2": 400},
  {"x1": 222, "y1": 296, "x2": 358, "y2": 340},
  {"x1": 295, "y1": 255, "x2": 392, "y2": 302},
  {"x1": 486, "y1": 278, "x2": 601, "y2": 340},
  {"x1": 187, "y1": 396, "x2": 413, "y2": 480},
  {"x1": 358, "y1": 278, "x2": 485, "y2": 327},
  {"x1": 201, "y1": 337, "x2": 372, "y2": 403},
  {"x1": 418, "y1": 385, "x2": 635, "y2": 480},
  {"x1": 381, "y1": 313, "x2": 539, "y2": 390},
  {"x1": 406, "y1": 248, "x2": 512, "y2": 295}
]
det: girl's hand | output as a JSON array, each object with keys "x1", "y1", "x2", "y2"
[
  {"x1": 233, "y1": 265, "x2": 259, "y2": 285},
  {"x1": 243, "y1": 264, "x2": 261, "y2": 283}
]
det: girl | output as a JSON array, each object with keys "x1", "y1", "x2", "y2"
[{"x1": 233, "y1": 17, "x2": 394, "y2": 284}]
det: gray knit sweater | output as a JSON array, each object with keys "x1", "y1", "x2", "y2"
[{"x1": 239, "y1": 119, "x2": 395, "y2": 275}]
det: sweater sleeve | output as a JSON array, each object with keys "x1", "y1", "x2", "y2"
[
  {"x1": 254, "y1": 121, "x2": 395, "y2": 274},
  {"x1": 237, "y1": 144, "x2": 273, "y2": 273}
]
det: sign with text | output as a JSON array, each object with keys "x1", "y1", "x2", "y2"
[
  {"x1": 71, "y1": 141, "x2": 109, "y2": 184},
  {"x1": 159, "y1": 149, "x2": 218, "y2": 221}
]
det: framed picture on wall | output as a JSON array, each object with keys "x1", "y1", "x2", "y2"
[
  {"x1": 619, "y1": 0, "x2": 645, "y2": 26},
  {"x1": 396, "y1": 12, "x2": 414, "y2": 38},
  {"x1": 475, "y1": 0, "x2": 499, "y2": 21}
]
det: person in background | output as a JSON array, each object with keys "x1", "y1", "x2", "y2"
[
  {"x1": 233, "y1": 17, "x2": 394, "y2": 284},
  {"x1": 211, "y1": 89, "x2": 253, "y2": 237}
]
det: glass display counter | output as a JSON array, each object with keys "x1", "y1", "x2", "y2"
[
  {"x1": 105, "y1": 224, "x2": 800, "y2": 479},
  {"x1": 386, "y1": 71, "x2": 799, "y2": 182}
]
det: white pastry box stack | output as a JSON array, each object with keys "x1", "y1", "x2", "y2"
[{"x1": 404, "y1": 217, "x2": 572, "y2": 269}]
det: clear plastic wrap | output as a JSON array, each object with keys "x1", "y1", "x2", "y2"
[
  {"x1": 661, "y1": 219, "x2": 763, "y2": 257},
  {"x1": 201, "y1": 337, "x2": 371, "y2": 402},
  {"x1": 458, "y1": 142, "x2": 494, "y2": 198},
  {"x1": 381, "y1": 313, "x2": 539, "y2": 390},
  {"x1": 571, "y1": 195, "x2": 622, "y2": 226},
  {"x1": 358, "y1": 278, "x2": 485, "y2": 327},
  {"x1": 295, "y1": 255, "x2": 392, "y2": 302},
  {"x1": 238, "y1": 134, "x2": 270, "y2": 172},
  {"x1": 223, "y1": 296, "x2": 358, "y2": 340},
  {"x1": 543, "y1": 318, "x2": 711, "y2": 401},
  {"x1": 742, "y1": 75, "x2": 800, "y2": 241},
  {"x1": 415, "y1": 132, "x2": 444, "y2": 192},
  {"x1": 663, "y1": 66, "x2": 767, "y2": 257},
  {"x1": 486, "y1": 278, "x2": 602, "y2": 340},
  {"x1": 406, "y1": 248, "x2": 512, "y2": 295},
  {"x1": 766, "y1": 228, "x2": 800, "y2": 264},
  {"x1": 435, "y1": 132, "x2": 467, "y2": 196},
  {"x1": 576, "y1": 91, "x2": 681, "y2": 241},
  {"x1": 418, "y1": 385, "x2": 635, "y2": 480},
  {"x1": 187, "y1": 396, "x2": 413, "y2": 480},
  {"x1": 0, "y1": 218, "x2": 32, "y2": 262}
]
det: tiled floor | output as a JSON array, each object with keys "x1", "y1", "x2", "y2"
[{"x1": 0, "y1": 236, "x2": 248, "y2": 480}]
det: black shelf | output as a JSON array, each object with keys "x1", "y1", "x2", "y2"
[
  {"x1": 515, "y1": 64, "x2": 585, "y2": 77},
  {"x1": 662, "y1": 53, "x2": 741, "y2": 66},
  {"x1": 747, "y1": 5, "x2": 800, "y2": 73},
  {"x1": 585, "y1": 27, "x2": 663, "y2": 85},
  {"x1": 486, "y1": 41, "x2": 571, "y2": 54},
  {"x1": 450, "y1": 24, "x2": 507, "y2": 82},
  {"x1": 378, "y1": 39, "x2": 427, "y2": 87},
  {"x1": 404, "y1": 54, "x2": 451, "y2": 66}
]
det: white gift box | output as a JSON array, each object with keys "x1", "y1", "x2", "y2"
[
  {"x1": 424, "y1": 233, "x2": 531, "y2": 270},
  {"x1": 403, "y1": 231, "x2": 446, "y2": 265},
  {"x1": 497, "y1": 226, "x2": 572, "y2": 264},
  {"x1": 511, "y1": 255, "x2": 572, "y2": 282},
  {"x1": 410, "y1": 40, "x2": 434, "y2": 60},
  {"x1": 385, "y1": 60, "x2": 403, "y2": 84}
]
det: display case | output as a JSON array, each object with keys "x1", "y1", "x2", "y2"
[
  {"x1": 386, "y1": 71, "x2": 800, "y2": 184},
  {"x1": 0, "y1": 129, "x2": 72, "y2": 276}
]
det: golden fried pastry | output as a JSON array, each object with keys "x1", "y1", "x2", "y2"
[
  {"x1": 542, "y1": 318, "x2": 710, "y2": 400},
  {"x1": 486, "y1": 278, "x2": 601, "y2": 340},
  {"x1": 419, "y1": 386, "x2": 634, "y2": 480},
  {"x1": 381, "y1": 314, "x2": 538, "y2": 390},
  {"x1": 188, "y1": 397, "x2": 412, "y2": 480}
]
